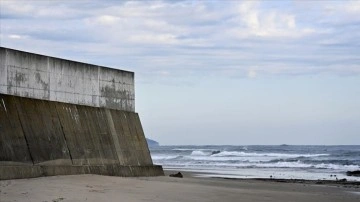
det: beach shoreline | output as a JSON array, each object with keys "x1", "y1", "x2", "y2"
[
  {"x1": 150, "y1": 145, "x2": 360, "y2": 183},
  {"x1": 164, "y1": 170, "x2": 360, "y2": 188},
  {"x1": 1, "y1": 172, "x2": 359, "y2": 202}
]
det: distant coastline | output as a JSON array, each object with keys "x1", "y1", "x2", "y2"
[{"x1": 146, "y1": 138, "x2": 159, "y2": 147}]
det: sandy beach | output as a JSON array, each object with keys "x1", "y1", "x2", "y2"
[{"x1": 1, "y1": 172, "x2": 359, "y2": 202}]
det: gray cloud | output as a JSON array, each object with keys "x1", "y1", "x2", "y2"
[
  {"x1": 1, "y1": 0, "x2": 359, "y2": 82},
  {"x1": 1, "y1": 0, "x2": 359, "y2": 145}
]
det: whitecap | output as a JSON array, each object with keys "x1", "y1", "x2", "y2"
[
  {"x1": 151, "y1": 155, "x2": 181, "y2": 161},
  {"x1": 172, "y1": 148, "x2": 215, "y2": 151},
  {"x1": 314, "y1": 163, "x2": 360, "y2": 170},
  {"x1": 212, "y1": 151, "x2": 329, "y2": 158},
  {"x1": 191, "y1": 150, "x2": 208, "y2": 156}
]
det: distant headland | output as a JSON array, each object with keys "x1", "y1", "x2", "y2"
[{"x1": 146, "y1": 138, "x2": 160, "y2": 147}]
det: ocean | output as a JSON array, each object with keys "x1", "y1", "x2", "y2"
[{"x1": 150, "y1": 145, "x2": 360, "y2": 181}]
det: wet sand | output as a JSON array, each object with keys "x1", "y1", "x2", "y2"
[{"x1": 0, "y1": 173, "x2": 359, "y2": 202}]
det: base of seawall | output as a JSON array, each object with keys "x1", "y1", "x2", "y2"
[{"x1": 0, "y1": 165, "x2": 164, "y2": 180}]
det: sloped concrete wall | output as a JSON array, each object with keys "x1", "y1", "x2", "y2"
[
  {"x1": 0, "y1": 47, "x2": 135, "y2": 111},
  {"x1": 0, "y1": 94, "x2": 163, "y2": 180},
  {"x1": 0, "y1": 94, "x2": 153, "y2": 166},
  {"x1": 0, "y1": 95, "x2": 33, "y2": 165}
]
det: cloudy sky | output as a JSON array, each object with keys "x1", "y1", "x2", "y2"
[{"x1": 1, "y1": 0, "x2": 359, "y2": 145}]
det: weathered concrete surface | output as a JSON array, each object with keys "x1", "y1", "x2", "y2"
[
  {"x1": 0, "y1": 94, "x2": 162, "y2": 179},
  {"x1": 0, "y1": 48, "x2": 7, "y2": 93},
  {"x1": 14, "y1": 96, "x2": 72, "y2": 165},
  {"x1": 0, "y1": 95, "x2": 33, "y2": 165},
  {"x1": 0, "y1": 47, "x2": 135, "y2": 111}
]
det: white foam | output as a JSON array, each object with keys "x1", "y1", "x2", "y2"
[
  {"x1": 153, "y1": 156, "x2": 360, "y2": 171},
  {"x1": 172, "y1": 148, "x2": 215, "y2": 151},
  {"x1": 151, "y1": 155, "x2": 180, "y2": 160},
  {"x1": 187, "y1": 155, "x2": 265, "y2": 162},
  {"x1": 212, "y1": 151, "x2": 329, "y2": 158},
  {"x1": 314, "y1": 163, "x2": 360, "y2": 171},
  {"x1": 191, "y1": 150, "x2": 208, "y2": 156}
]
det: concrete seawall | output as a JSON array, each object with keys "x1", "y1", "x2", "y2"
[
  {"x1": 0, "y1": 47, "x2": 135, "y2": 111},
  {"x1": 0, "y1": 94, "x2": 163, "y2": 180},
  {"x1": 0, "y1": 47, "x2": 164, "y2": 180}
]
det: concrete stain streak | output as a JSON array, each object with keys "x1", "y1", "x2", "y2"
[
  {"x1": 1, "y1": 98, "x2": 7, "y2": 112},
  {"x1": 14, "y1": 71, "x2": 27, "y2": 83},
  {"x1": 35, "y1": 72, "x2": 49, "y2": 91}
]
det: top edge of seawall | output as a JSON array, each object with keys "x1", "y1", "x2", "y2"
[{"x1": 0, "y1": 46, "x2": 134, "y2": 75}]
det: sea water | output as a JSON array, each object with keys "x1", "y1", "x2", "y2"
[{"x1": 150, "y1": 145, "x2": 360, "y2": 181}]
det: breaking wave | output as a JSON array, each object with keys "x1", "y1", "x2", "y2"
[
  {"x1": 212, "y1": 151, "x2": 329, "y2": 158},
  {"x1": 150, "y1": 145, "x2": 360, "y2": 180}
]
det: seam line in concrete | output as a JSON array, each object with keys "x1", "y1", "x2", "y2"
[
  {"x1": 55, "y1": 103, "x2": 74, "y2": 165},
  {"x1": 105, "y1": 109, "x2": 124, "y2": 165},
  {"x1": 13, "y1": 97, "x2": 35, "y2": 165}
]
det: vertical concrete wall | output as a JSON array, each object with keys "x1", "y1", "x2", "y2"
[
  {"x1": 0, "y1": 48, "x2": 7, "y2": 94},
  {"x1": 0, "y1": 47, "x2": 135, "y2": 111}
]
